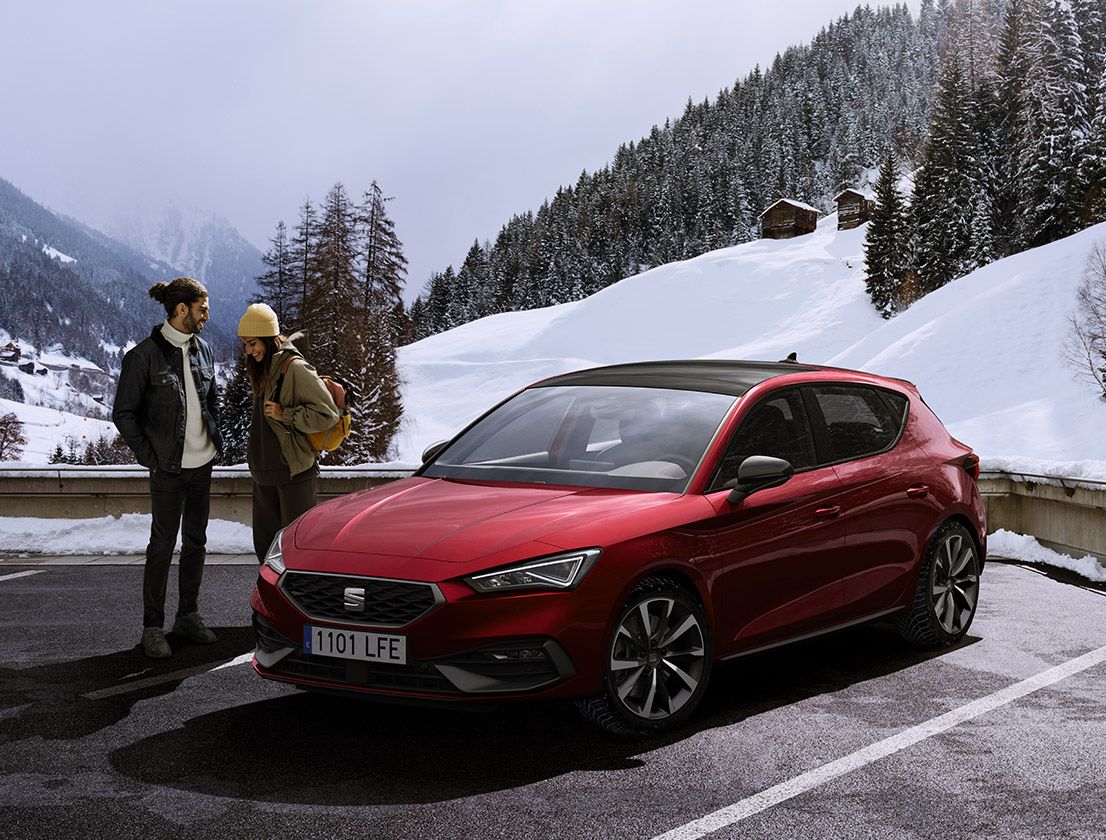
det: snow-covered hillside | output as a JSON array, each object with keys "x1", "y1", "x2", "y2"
[
  {"x1": 396, "y1": 215, "x2": 1106, "y2": 469},
  {"x1": 0, "y1": 398, "x2": 116, "y2": 462}
]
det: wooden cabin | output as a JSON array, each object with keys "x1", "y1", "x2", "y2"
[
  {"x1": 758, "y1": 199, "x2": 820, "y2": 239},
  {"x1": 834, "y1": 189, "x2": 875, "y2": 230}
]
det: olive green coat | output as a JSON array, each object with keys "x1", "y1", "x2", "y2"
[{"x1": 258, "y1": 342, "x2": 340, "y2": 478}]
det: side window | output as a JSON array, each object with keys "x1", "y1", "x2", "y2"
[
  {"x1": 709, "y1": 389, "x2": 816, "y2": 491},
  {"x1": 808, "y1": 385, "x2": 904, "y2": 463}
]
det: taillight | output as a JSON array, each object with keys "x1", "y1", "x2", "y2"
[{"x1": 963, "y1": 453, "x2": 980, "y2": 481}]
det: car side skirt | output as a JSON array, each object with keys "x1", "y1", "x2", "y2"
[{"x1": 719, "y1": 606, "x2": 905, "y2": 661}]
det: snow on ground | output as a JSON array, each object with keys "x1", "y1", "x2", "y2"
[
  {"x1": 0, "y1": 397, "x2": 116, "y2": 462},
  {"x1": 41, "y1": 244, "x2": 76, "y2": 263},
  {"x1": 0, "y1": 514, "x2": 253, "y2": 555},
  {"x1": 980, "y1": 455, "x2": 1106, "y2": 486},
  {"x1": 396, "y1": 216, "x2": 1106, "y2": 471},
  {"x1": 989, "y1": 529, "x2": 1106, "y2": 583},
  {"x1": 828, "y1": 223, "x2": 1106, "y2": 464}
]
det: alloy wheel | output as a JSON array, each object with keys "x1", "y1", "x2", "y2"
[
  {"x1": 931, "y1": 531, "x2": 979, "y2": 635},
  {"x1": 609, "y1": 595, "x2": 707, "y2": 721}
]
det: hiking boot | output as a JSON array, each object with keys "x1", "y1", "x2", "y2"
[
  {"x1": 141, "y1": 627, "x2": 172, "y2": 659},
  {"x1": 172, "y1": 611, "x2": 218, "y2": 644}
]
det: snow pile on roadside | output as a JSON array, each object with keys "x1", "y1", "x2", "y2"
[
  {"x1": 989, "y1": 529, "x2": 1106, "y2": 583},
  {"x1": 980, "y1": 456, "x2": 1106, "y2": 485},
  {"x1": 0, "y1": 514, "x2": 254, "y2": 556}
]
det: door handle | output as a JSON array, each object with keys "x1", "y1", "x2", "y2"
[
  {"x1": 906, "y1": 484, "x2": 930, "y2": 498},
  {"x1": 815, "y1": 506, "x2": 841, "y2": 519}
]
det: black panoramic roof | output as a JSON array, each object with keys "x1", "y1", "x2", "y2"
[{"x1": 534, "y1": 359, "x2": 818, "y2": 397}]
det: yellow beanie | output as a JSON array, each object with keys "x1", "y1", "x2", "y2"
[{"x1": 238, "y1": 303, "x2": 280, "y2": 338}]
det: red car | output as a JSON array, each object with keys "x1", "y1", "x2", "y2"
[{"x1": 251, "y1": 360, "x2": 985, "y2": 734}]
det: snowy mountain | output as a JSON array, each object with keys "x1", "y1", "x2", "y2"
[
  {"x1": 103, "y1": 202, "x2": 263, "y2": 327},
  {"x1": 0, "y1": 176, "x2": 170, "y2": 371},
  {"x1": 395, "y1": 215, "x2": 1106, "y2": 470}
]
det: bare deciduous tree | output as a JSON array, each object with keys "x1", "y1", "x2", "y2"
[
  {"x1": 1064, "y1": 242, "x2": 1106, "y2": 399},
  {"x1": 0, "y1": 412, "x2": 28, "y2": 461}
]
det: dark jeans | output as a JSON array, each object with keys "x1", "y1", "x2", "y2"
[
  {"x1": 252, "y1": 475, "x2": 317, "y2": 563},
  {"x1": 144, "y1": 461, "x2": 213, "y2": 628}
]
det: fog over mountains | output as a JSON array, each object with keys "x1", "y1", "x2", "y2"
[
  {"x1": 100, "y1": 201, "x2": 263, "y2": 330},
  {"x1": 0, "y1": 176, "x2": 260, "y2": 368}
]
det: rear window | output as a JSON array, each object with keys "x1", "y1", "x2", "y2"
[{"x1": 808, "y1": 385, "x2": 907, "y2": 462}]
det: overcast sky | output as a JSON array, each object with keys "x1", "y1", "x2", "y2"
[{"x1": 2, "y1": 1, "x2": 919, "y2": 302}]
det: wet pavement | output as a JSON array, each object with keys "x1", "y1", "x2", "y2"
[{"x1": 0, "y1": 558, "x2": 1103, "y2": 839}]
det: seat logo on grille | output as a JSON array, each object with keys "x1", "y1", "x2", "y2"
[{"x1": 343, "y1": 587, "x2": 366, "y2": 612}]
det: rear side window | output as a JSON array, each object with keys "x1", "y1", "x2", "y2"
[
  {"x1": 709, "y1": 388, "x2": 817, "y2": 490},
  {"x1": 807, "y1": 385, "x2": 906, "y2": 463}
]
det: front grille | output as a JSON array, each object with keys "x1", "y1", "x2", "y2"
[
  {"x1": 272, "y1": 651, "x2": 460, "y2": 694},
  {"x1": 281, "y1": 572, "x2": 439, "y2": 626}
]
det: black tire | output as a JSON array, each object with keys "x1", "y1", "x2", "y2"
[
  {"x1": 576, "y1": 576, "x2": 713, "y2": 736},
  {"x1": 895, "y1": 520, "x2": 981, "y2": 649}
]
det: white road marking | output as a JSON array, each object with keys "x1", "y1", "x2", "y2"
[
  {"x1": 653, "y1": 643, "x2": 1106, "y2": 840},
  {"x1": 82, "y1": 653, "x2": 250, "y2": 700},
  {"x1": 211, "y1": 652, "x2": 253, "y2": 671},
  {"x1": 0, "y1": 570, "x2": 45, "y2": 583}
]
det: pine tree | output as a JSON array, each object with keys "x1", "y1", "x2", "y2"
[
  {"x1": 357, "y1": 182, "x2": 407, "y2": 461},
  {"x1": 912, "y1": 58, "x2": 976, "y2": 292},
  {"x1": 288, "y1": 200, "x2": 319, "y2": 333},
  {"x1": 864, "y1": 150, "x2": 907, "y2": 317},
  {"x1": 219, "y1": 357, "x2": 252, "y2": 466},
  {"x1": 994, "y1": 0, "x2": 1032, "y2": 255},
  {"x1": 1019, "y1": 0, "x2": 1091, "y2": 245},
  {"x1": 1083, "y1": 69, "x2": 1106, "y2": 224},
  {"x1": 256, "y1": 221, "x2": 297, "y2": 328},
  {"x1": 359, "y1": 181, "x2": 408, "y2": 311},
  {"x1": 302, "y1": 184, "x2": 370, "y2": 464}
]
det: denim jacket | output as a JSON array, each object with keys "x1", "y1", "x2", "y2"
[{"x1": 112, "y1": 325, "x2": 224, "y2": 472}]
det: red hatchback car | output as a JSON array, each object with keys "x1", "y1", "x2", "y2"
[{"x1": 251, "y1": 360, "x2": 985, "y2": 734}]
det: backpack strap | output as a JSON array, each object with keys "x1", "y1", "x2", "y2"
[{"x1": 270, "y1": 356, "x2": 296, "y2": 402}]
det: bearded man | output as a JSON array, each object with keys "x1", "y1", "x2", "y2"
[{"x1": 113, "y1": 277, "x2": 224, "y2": 658}]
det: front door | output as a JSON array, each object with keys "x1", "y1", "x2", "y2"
[{"x1": 701, "y1": 388, "x2": 847, "y2": 656}]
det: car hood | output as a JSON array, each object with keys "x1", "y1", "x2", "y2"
[{"x1": 292, "y1": 476, "x2": 676, "y2": 562}]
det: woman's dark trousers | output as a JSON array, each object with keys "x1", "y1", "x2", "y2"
[{"x1": 252, "y1": 475, "x2": 318, "y2": 562}]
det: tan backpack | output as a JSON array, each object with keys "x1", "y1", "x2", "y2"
[{"x1": 273, "y1": 357, "x2": 352, "y2": 453}]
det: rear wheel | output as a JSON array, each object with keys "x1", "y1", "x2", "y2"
[
  {"x1": 896, "y1": 520, "x2": 981, "y2": 649},
  {"x1": 576, "y1": 576, "x2": 712, "y2": 736}
]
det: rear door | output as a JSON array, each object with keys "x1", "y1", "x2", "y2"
[
  {"x1": 702, "y1": 387, "x2": 848, "y2": 654},
  {"x1": 803, "y1": 384, "x2": 936, "y2": 619}
]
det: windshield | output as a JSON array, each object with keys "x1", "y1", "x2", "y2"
[{"x1": 422, "y1": 384, "x2": 737, "y2": 492}]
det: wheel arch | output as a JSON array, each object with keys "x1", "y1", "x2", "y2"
[{"x1": 942, "y1": 512, "x2": 987, "y2": 571}]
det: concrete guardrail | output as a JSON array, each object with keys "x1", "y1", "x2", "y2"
[{"x1": 1, "y1": 467, "x2": 1103, "y2": 563}]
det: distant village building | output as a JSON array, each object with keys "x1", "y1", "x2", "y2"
[
  {"x1": 0, "y1": 342, "x2": 20, "y2": 364},
  {"x1": 834, "y1": 188, "x2": 875, "y2": 230},
  {"x1": 758, "y1": 199, "x2": 820, "y2": 239}
]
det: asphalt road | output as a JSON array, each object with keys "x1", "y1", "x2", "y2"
[{"x1": 0, "y1": 560, "x2": 1104, "y2": 840}]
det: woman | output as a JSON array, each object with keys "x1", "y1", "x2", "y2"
[{"x1": 238, "y1": 303, "x2": 340, "y2": 563}]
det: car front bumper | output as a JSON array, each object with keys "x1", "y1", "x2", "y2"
[{"x1": 250, "y1": 561, "x2": 616, "y2": 703}]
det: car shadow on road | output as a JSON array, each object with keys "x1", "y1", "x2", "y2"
[
  {"x1": 107, "y1": 622, "x2": 977, "y2": 806},
  {"x1": 0, "y1": 627, "x2": 255, "y2": 742}
]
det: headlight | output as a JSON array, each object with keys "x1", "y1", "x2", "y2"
[
  {"x1": 464, "y1": 548, "x2": 601, "y2": 593},
  {"x1": 264, "y1": 528, "x2": 286, "y2": 574}
]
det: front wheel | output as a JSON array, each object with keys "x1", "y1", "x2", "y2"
[
  {"x1": 576, "y1": 576, "x2": 713, "y2": 736},
  {"x1": 896, "y1": 520, "x2": 981, "y2": 649}
]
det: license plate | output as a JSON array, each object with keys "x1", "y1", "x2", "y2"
[{"x1": 304, "y1": 625, "x2": 407, "y2": 664}]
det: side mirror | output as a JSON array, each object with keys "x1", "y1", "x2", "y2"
[
  {"x1": 724, "y1": 456, "x2": 794, "y2": 504},
  {"x1": 421, "y1": 440, "x2": 449, "y2": 465}
]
